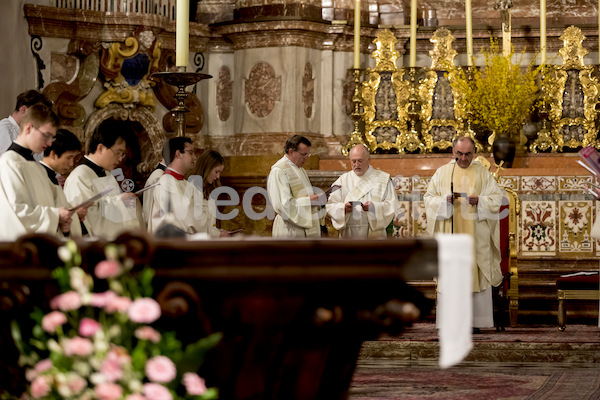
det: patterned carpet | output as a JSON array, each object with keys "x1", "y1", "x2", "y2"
[
  {"x1": 349, "y1": 323, "x2": 600, "y2": 399},
  {"x1": 350, "y1": 361, "x2": 600, "y2": 400}
]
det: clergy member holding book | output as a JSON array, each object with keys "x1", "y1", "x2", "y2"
[
  {"x1": 0, "y1": 103, "x2": 79, "y2": 240},
  {"x1": 142, "y1": 153, "x2": 167, "y2": 224},
  {"x1": 326, "y1": 144, "x2": 399, "y2": 238},
  {"x1": 267, "y1": 135, "x2": 325, "y2": 238},
  {"x1": 63, "y1": 120, "x2": 142, "y2": 239},
  {"x1": 148, "y1": 137, "x2": 214, "y2": 235}
]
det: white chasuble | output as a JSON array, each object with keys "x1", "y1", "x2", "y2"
[
  {"x1": 64, "y1": 164, "x2": 142, "y2": 240},
  {"x1": 326, "y1": 166, "x2": 399, "y2": 238},
  {"x1": 147, "y1": 174, "x2": 219, "y2": 237},
  {"x1": 267, "y1": 156, "x2": 321, "y2": 238},
  {"x1": 0, "y1": 151, "x2": 80, "y2": 240},
  {"x1": 424, "y1": 159, "x2": 504, "y2": 293}
]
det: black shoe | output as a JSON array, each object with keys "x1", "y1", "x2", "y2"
[{"x1": 472, "y1": 328, "x2": 481, "y2": 334}]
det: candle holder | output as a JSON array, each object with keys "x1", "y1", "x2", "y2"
[
  {"x1": 404, "y1": 67, "x2": 424, "y2": 153},
  {"x1": 342, "y1": 68, "x2": 366, "y2": 156},
  {"x1": 151, "y1": 69, "x2": 212, "y2": 137},
  {"x1": 530, "y1": 66, "x2": 557, "y2": 153}
]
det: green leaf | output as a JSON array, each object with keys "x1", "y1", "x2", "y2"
[{"x1": 178, "y1": 332, "x2": 223, "y2": 374}]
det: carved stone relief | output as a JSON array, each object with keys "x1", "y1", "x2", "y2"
[
  {"x1": 302, "y1": 63, "x2": 315, "y2": 119},
  {"x1": 244, "y1": 62, "x2": 281, "y2": 118},
  {"x1": 217, "y1": 66, "x2": 233, "y2": 122}
]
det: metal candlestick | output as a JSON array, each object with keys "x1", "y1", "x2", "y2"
[
  {"x1": 151, "y1": 68, "x2": 212, "y2": 137},
  {"x1": 342, "y1": 68, "x2": 366, "y2": 156}
]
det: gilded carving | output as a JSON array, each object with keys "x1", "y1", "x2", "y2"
[
  {"x1": 217, "y1": 66, "x2": 233, "y2": 122},
  {"x1": 361, "y1": 29, "x2": 412, "y2": 153},
  {"x1": 418, "y1": 28, "x2": 465, "y2": 152},
  {"x1": 244, "y1": 62, "x2": 281, "y2": 118},
  {"x1": 545, "y1": 26, "x2": 600, "y2": 151},
  {"x1": 95, "y1": 33, "x2": 160, "y2": 110}
]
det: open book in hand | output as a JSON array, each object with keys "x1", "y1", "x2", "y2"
[
  {"x1": 68, "y1": 187, "x2": 114, "y2": 212},
  {"x1": 324, "y1": 184, "x2": 341, "y2": 196},
  {"x1": 578, "y1": 146, "x2": 600, "y2": 177}
]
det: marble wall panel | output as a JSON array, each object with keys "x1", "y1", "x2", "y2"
[
  {"x1": 558, "y1": 201, "x2": 594, "y2": 254},
  {"x1": 412, "y1": 201, "x2": 429, "y2": 238},
  {"x1": 393, "y1": 176, "x2": 412, "y2": 193},
  {"x1": 521, "y1": 201, "x2": 557, "y2": 256},
  {"x1": 411, "y1": 176, "x2": 430, "y2": 193},
  {"x1": 558, "y1": 176, "x2": 594, "y2": 192},
  {"x1": 498, "y1": 176, "x2": 519, "y2": 191}
]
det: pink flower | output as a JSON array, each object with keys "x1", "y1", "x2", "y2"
[
  {"x1": 107, "y1": 346, "x2": 131, "y2": 366},
  {"x1": 90, "y1": 291, "x2": 118, "y2": 308},
  {"x1": 128, "y1": 298, "x2": 161, "y2": 323},
  {"x1": 64, "y1": 336, "x2": 93, "y2": 357},
  {"x1": 101, "y1": 359, "x2": 123, "y2": 382},
  {"x1": 79, "y1": 318, "x2": 101, "y2": 337},
  {"x1": 145, "y1": 356, "x2": 176, "y2": 383},
  {"x1": 68, "y1": 375, "x2": 87, "y2": 394},
  {"x1": 30, "y1": 376, "x2": 51, "y2": 398},
  {"x1": 95, "y1": 260, "x2": 121, "y2": 279},
  {"x1": 50, "y1": 291, "x2": 82, "y2": 311},
  {"x1": 143, "y1": 383, "x2": 172, "y2": 400},
  {"x1": 41, "y1": 311, "x2": 67, "y2": 333},
  {"x1": 183, "y1": 372, "x2": 207, "y2": 396},
  {"x1": 126, "y1": 395, "x2": 148, "y2": 400},
  {"x1": 105, "y1": 296, "x2": 132, "y2": 314},
  {"x1": 135, "y1": 326, "x2": 161, "y2": 343},
  {"x1": 95, "y1": 382, "x2": 123, "y2": 400}
]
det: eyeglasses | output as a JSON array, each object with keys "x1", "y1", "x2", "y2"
[
  {"x1": 108, "y1": 147, "x2": 126, "y2": 160},
  {"x1": 32, "y1": 126, "x2": 55, "y2": 143}
]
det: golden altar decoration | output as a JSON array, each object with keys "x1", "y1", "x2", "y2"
[
  {"x1": 450, "y1": 38, "x2": 541, "y2": 150},
  {"x1": 418, "y1": 28, "x2": 480, "y2": 152},
  {"x1": 361, "y1": 29, "x2": 415, "y2": 153},
  {"x1": 540, "y1": 26, "x2": 600, "y2": 151}
]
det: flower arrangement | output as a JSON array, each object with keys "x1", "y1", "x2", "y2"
[
  {"x1": 14, "y1": 241, "x2": 221, "y2": 400},
  {"x1": 450, "y1": 38, "x2": 542, "y2": 142}
]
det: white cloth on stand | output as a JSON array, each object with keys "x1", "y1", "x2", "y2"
[{"x1": 437, "y1": 233, "x2": 473, "y2": 369}]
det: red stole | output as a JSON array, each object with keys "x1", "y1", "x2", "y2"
[{"x1": 164, "y1": 168, "x2": 184, "y2": 181}]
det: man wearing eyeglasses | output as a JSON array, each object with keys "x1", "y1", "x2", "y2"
[
  {"x1": 0, "y1": 103, "x2": 80, "y2": 239},
  {"x1": 267, "y1": 135, "x2": 325, "y2": 238},
  {"x1": 326, "y1": 144, "x2": 399, "y2": 238},
  {"x1": 424, "y1": 136, "x2": 505, "y2": 333},
  {"x1": 63, "y1": 119, "x2": 143, "y2": 239}
]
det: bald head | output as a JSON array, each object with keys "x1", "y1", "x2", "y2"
[{"x1": 349, "y1": 145, "x2": 370, "y2": 176}]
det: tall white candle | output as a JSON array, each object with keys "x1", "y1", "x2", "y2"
[
  {"x1": 354, "y1": 0, "x2": 360, "y2": 68},
  {"x1": 410, "y1": 0, "x2": 417, "y2": 67},
  {"x1": 176, "y1": 0, "x2": 189, "y2": 68},
  {"x1": 466, "y1": 0, "x2": 473, "y2": 66},
  {"x1": 541, "y1": 0, "x2": 546, "y2": 64}
]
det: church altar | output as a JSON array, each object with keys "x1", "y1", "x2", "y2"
[{"x1": 0, "y1": 232, "x2": 437, "y2": 399}]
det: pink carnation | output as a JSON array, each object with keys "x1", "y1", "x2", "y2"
[
  {"x1": 135, "y1": 326, "x2": 161, "y2": 343},
  {"x1": 101, "y1": 359, "x2": 123, "y2": 382},
  {"x1": 79, "y1": 318, "x2": 101, "y2": 337},
  {"x1": 107, "y1": 346, "x2": 131, "y2": 366},
  {"x1": 126, "y1": 395, "x2": 148, "y2": 400},
  {"x1": 95, "y1": 260, "x2": 121, "y2": 279},
  {"x1": 145, "y1": 356, "x2": 176, "y2": 383},
  {"x1": 143, "y1": 383, "x2": 172, "y2": 400},
  {"x1": 128, "y1": 298, "x2": 161, "y2": 323},
  {"x1": 67, "y1": 375, "x2": 87, "y2": 394},
  {"x1": 30, "y1": 376, "x2": 51, "y2": 398},
  {"x1": 50, "y1": 291, "x2": 82, "y2": 311},
  {"x1": 105, "y1": 296, "x2": 132, "y2": 314},
  {"x1": 64, "y1": 336, "x2": 93, "y2": 357},
  {"x1": 90, "y1": 291, "x2": 118, "y2": 308},
  {"x1": 41, "y1": 311, "x2": 67, "y2": 333},
  {"x1": 95, "y1": 382, "x2": 123, "y2": 400},
  {"x1": 183, "y1": 372, "x2": 207, "y2": 396}
]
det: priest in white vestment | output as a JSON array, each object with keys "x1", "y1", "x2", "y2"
[
  {"x1": 63, "y1": 120, "x2": 142, "y2": 240},
  {"x1": 148, "y1": 137, "x2": 218, "y2": 236},
  {"x1": 326, "y1": 144, "x2": 399, "y2": 238},
  {"x1": 267, "y1": 135, "x2": 324, "y2": 238},
  {"x1": 424, "y1": 136, "x2": 504, "y2": 331},
  {"x1": 0, "y1": 104, "x2": 79, "y2": 240}
]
